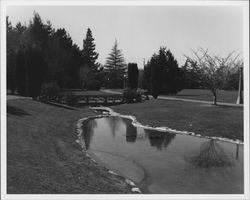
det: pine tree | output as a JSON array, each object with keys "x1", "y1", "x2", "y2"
[
  {"x1": 81, "y1": 28, "x2": 100, "y2": 89},
  {"x1": 82, "y1": 28, "x2": 99, "y2": 69},
  {"x1": 105, "y1": 39, "x2": 126, "y2": 88}
]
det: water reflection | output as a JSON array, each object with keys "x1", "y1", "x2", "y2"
[
  {"x1": 104, "y1": 116, "x2": 123, "y2": 139},
  {"x1": 189, "y1": 139, "x2": 234, "y2": 168},
  {"x1": 145, "y1": 129, "x2": 176, "y2": 150},
  {"x1": 80, "y1": 116, "x2": 243, "y2": 194},
  {"x1": 126, "y1": 122, "x2": 137, "y2": 143},
  {"x1": 82, "y1": 119, "x2": 97, "y2": 150}
]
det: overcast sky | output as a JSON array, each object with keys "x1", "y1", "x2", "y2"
[{"x1": 7, "y1": 5, "x2": 243, "y2": 68}]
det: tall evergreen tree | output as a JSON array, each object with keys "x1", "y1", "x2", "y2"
[
  {"x1": 82, "y1": 28, "x2": 99, "y2": 69},
  {"x1": 105, "y1": 39, "x2": 126, "y2": 88},
  {"x1": 127, "y1": 63, "x2": 139, "y2": 89},
  {"x1": 143, "y1": 47, "x2": 183, "y2": 98},
  {"x1": 80, "y1": 28, "x2": 100, "y2": 89}
]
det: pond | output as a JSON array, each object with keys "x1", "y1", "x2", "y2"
[{"x1": 79, "y1": 116, "x2": 244, "y2": 194}]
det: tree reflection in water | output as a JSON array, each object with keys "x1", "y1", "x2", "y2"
[
  {"x1": 190, "y1": 139, "x2": 234, "y2": 168},
  {"x1": 126, "y1": 121, "x2": 137, "y2": 143},
  {"x1": 104, "y1": 116, "x2": 122, "y2": 140},
  {"x1": 81, "y1": 119, "x2": 97, "y2": 150},
  {"x1": 145, "y1": 129, "x2": 176, "y2": 150}
]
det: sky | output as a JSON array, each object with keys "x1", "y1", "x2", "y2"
[{"x1": 7, "y1": 5, "x2": 244, "y2": 68}]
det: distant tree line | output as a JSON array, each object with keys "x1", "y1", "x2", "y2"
[
  {"x1": 6, "y1": 12, "x2": 127, "y2": 98},
  {"x1": 7, "y1": 12, "x2": 242, "y2": 102},
  {"x1": 7, "y1": 13, "x2": 86, "y2": 99}
]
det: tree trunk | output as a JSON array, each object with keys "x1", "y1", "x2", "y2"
[
  {"x1": 213, "y1": 94, "x2": 217, "y2": 105},
  {"x1": 24, "y1": 54, "x2": 29, "y2": 97},
  {"x1": 236, "y1": 66, "x2": 243, "y2": 104},
  {"x1": 211, "y1": 89, "x2": 218, "y2": 105}
]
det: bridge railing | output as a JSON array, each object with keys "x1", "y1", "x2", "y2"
[{"x1": 39, "y1": 94, "x2": 125, "y2": 106}]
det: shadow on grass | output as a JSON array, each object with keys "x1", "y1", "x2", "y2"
[{"x1": 7, "y1": 105, "x2": 30, "y2": 116}]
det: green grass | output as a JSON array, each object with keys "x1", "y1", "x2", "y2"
[
  {"x1": 7, "y1": 99, "x2": 131, "y2": 194},
  {"x1": 106, "y1": 88, "x2": 239, "y2": 103},
  {"x1": 112, "y1": 99, "x2": 243, "y2": 141},
  {"x1": 165, "y1": 89, "x2": 239, "y2": 103}
]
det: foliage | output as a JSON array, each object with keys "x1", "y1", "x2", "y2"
[
  {"x1": 80, "y1": 28, "x2": 102, "y2": 89},
  {"x1": 123, "y1": 88, "x2": 142, "y2": 103},
  {"x1": 82, "y1": 28, "x2": 99, "y2": 69},
  {"x1": 41, "y1": 82, "x2": 60, "y2": 98},
  {"x1": 143, "y1": 47, "x2": 184, "y2": 98},
  {"x1": 7, "y1": 12, "x2": 85, "y2": 99},
  {"x1": 104, "y1": 39, "x2": 127, "y2": 88},
  {"x1": 86, "y1": 80, "x2": 101, "y2": 90},
  {"x1": 127, "y1": 63, "x2": 139, "y2": 89},
  {"x1": 185, "y1": 48, "x2": 242, "y2": 105},
  {"x1": 181, "y1": 59, "x2": 203, "y2": 89}
]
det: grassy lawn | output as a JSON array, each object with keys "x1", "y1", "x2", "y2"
[
  {"x1": 7, "y1": 99, "x2": 131, "y2": 194},
  {"x1": 105, "y1": 89, "x2": 239, "y2": 103},
  {"x1": 165, "y1": 89, "x2": 239, "y2": 104},
  {"x1": 112, "y1": 99, "x2": 243, "y2": 141}
]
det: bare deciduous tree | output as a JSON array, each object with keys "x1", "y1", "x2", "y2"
[{"x1": 185, "y1": 48, "x2": 242, "y2": 105}]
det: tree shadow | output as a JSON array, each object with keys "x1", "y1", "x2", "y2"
[
  {"x1": 189, "y1": 139, "x2": 234, "y2": 168},
  {"x1": 7, "y1": 105, "x2": 30, "y2": 116}
]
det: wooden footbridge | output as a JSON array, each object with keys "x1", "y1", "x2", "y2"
[{"x1": 40, "y1": 91, "x2": 125, "y2": 106}]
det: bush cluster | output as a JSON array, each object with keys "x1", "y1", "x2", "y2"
[
  {"x1": 41, "y1": 82, "x2": 60, "y2": 98},
  {"x1": 123, "y1": 89, "x2": 142, "y2": 103},
  {"x1": 86, "y1": 80, "x2": 101, "y2": 90}
]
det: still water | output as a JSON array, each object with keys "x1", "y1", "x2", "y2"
[{"x1": 80, "y1": 116, "x2": 244, "y2": 194}]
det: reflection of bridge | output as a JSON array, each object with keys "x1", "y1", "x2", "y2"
[{"x1": 40, "y1": 94, "x2": 125, "y2": 106}]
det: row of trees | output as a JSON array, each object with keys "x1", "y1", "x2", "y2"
[
  {"x1": 7, "y1": 12, "x2": 243, "y2": 104},
  {"x1": 7, "y1": 12, "x2": 128, "y2": 98},
  {"x1": 140, "y1": 47, "x2": 243, "y2": 104}
]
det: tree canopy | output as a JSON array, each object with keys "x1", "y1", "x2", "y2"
[
  {"x1": 143, "y1": 47, "x2": 184, "y2": 98},
  {"x1": 184, "y1": 48, "x2": 242, "y2": 105}
]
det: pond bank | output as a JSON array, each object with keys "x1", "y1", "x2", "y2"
[
  {"x1": 7, "y1": 99, "x2": 132, "y2": 194},
  {"x1": 111, "y1": 99, "x2": 243, "y2": 142},
  {"x1": 78, "y1": 108, "x2": 243, "y2": 194}
]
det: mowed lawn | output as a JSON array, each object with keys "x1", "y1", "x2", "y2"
[
  {"x1": 107, "y1": 89, "x2": 239, "y2": 104},
  {"x1": 112, "y1": 99, "x2": 243, "y2": 141},
  {"x1": 7, "y1": 99, "x2": 131, "y2": 194},
  {"x1": 164, "y1": 89, "x2": 239, "y2": 104}
]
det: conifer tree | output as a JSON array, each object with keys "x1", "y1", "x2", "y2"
[
  {"x1": 105, "y1": 39, "x2": 126, "y2": 88},
  {"x1": 82, "y1": 28, "x2": 99, "y2": 69},
  {"x1": 80, "y1": 28, "x2": 100, "y2": 89}
]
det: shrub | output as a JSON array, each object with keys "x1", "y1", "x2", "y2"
[
  {"x1": 137, "y1": 89, "x2": 149, "y2": 100},
  {"x1": 41, "y1": 82, "x2": 60, "y2": 99},
  {"x1": 123, "y1": 88, "x2": 142, "y2": 103},
  {"x1": 86, "y1": 80, "x2": 101, "y2": 90}
]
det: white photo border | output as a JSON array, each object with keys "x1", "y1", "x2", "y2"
[{"x1": 1, "y1": 1, "x2": 249, "y2": 200}]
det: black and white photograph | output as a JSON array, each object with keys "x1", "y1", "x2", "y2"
[{"x1": 1, "y1": 0, "x2": 249, "y2": 199}]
